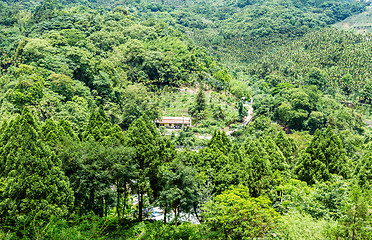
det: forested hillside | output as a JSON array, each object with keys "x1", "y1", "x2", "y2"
[
  {"x1": 334, "y1": 4, "x2": 372, "y2": 34},
  {"x1": 0, "y1": 1, "x2": 234, "y2": 133},
  {"x1": 0, "y1": 0, "x2": 371, "y2": 239}
]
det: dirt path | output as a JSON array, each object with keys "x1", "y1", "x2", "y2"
[
  {"x1": 364, "y1": 119, "x2": 372, "y2": 128},
  {"x1": 226, "y1": 104, "x2": 253, "y2": 135}
]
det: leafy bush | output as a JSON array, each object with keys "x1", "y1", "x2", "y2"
[
  {"x1": 114, "y1": 221, "x2": 209, "y2": 239},
  {"x1": 276, "y1": 177, "x2": 349, "y2": 219},
  {"x1": 274, "y1": 210, "x2": 337, "y2": 240},
  {"x1": 202, "y1": 185, "x2": 280, "y2": 239}
]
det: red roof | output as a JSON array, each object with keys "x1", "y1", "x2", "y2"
[{"x1": 157, "y1": 117, "x2": 191, "y2": 125}]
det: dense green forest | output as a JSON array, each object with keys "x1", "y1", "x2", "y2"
[{"x1": 0, "y1": 0, "x2": 371, "y2": 239}]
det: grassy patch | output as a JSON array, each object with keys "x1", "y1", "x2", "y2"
[{"x1": 158, "y1": 88, "x2": 239, "y2": 133}]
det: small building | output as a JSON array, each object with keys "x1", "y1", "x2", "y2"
[{"x1": 156, "y1": 117, "x2": 192, "y2": 129}]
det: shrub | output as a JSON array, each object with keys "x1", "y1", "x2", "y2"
[
  {"x1": 275, "y1": 210, "x2": 336, "y2": 240},
  {"x1": 202, "y1": 185, "x2": 280, "y2": 239}
]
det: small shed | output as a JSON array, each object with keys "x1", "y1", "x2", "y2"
[{"x1": 156, "y1": 117, "x2": 192, "y2": 129}]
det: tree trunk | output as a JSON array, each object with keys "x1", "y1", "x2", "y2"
[
  {"x1": 352, "y1": 208, "x2": 356, "y2": 240},
  {"x1": 117, "y1": 180, "x2": 121, "y2": 223},
  {"x1": 174, "y1": 207, "x2": 180, "y2": 226},
  {"x1": 164, "y1": 208, "x2": 167, "y2": 223},
  {"x1": 123, "y1": 185, "x2": 127, "y2": 220},
  {"x1": 139, "y1": 191, "x2": 143, "y2": 222},
  {"x1": 193, "y1": 205, "x2": 201, "y2": 223}
]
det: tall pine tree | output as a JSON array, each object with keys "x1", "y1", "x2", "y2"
[
  {"x1": 0, "y1": 108, "x2": 73, "y2": 230},
  {"x1": 242, "y1": 138, "x2": 273, "y2": 197},
  {"x1": 83, "y1": 105, "x2": 125, "y2": 144},
  {"x1": 296, "y1": 127, "x2": 348, "y2": 184},
  {"x1": 127, "y1": 114, "x2": 167, "y2": 221}
]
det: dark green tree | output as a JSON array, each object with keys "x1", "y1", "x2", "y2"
[
  {"x1": 208, "y1": 130, "x2": 232, "y2": 155},
  {"x1": 296, "y1": 127, "x2": 349, "y2": 184},
  {"x1": 61, "y1": 140, "x2": 113, "y2": 217},
  {"x1": 275, "y1": 130, "x2": 297, "y2": 164},
  {"x1": 83, "y1": 105, "x2": 125, "y2": 144},
  {"x1": 228, "y1": 144, "x2": 252, "y2": 187},
  {"x1": 111, "y1": 146, "x2": 137, "y2": 224},
  {"x1": 195, "y1": 87, "x2": 206, "y2": 112},
  {"x1": 157, "y1": 159, "x2": 201, "y2": 224},
  {"x1": 354, "y1": 148, "x2": 372, "y2": 190},
  {"x1": 322, "y1": 126, "x2": 349, "y2": 178},
  {"x1": 189, "y1": 86, "x2": 206, "y2": 119},
  {"x1": 127, "y1": 115, "x2": 168, "y2": 221},
  {"x1": 242, "y1": 138, "x2": 273, "y2": 197},
  {"x1": 0, "y1": 108, "x2": 74, "y2": 232},
  {"x1": 238, "y1": 101, "x2": 248, "y2": 121},
  {"x1": 296, "y1": 129, "x2": 328, "y2": 184},
  {"x1": 260, "y1": 136, "x2": 290, "y2": 179}
]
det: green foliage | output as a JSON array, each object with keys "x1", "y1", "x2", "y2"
[
  {"x1": 189, "y1": 87, "x2": 206, "y2": 119},
  {"x1": 141, "y1": 0, "x2": 367, "y2": 73},
  {"x1": 10, "y1": 72, "x2": 45, "y2": 108},
  {"x1": 30, "y1": 214, "x2": 117, "y2": 240},
  {"x1": 275, "y1": 210, "x2": 337, "y2": 240},
  {"x1": 117, "y1": 83, "x2": 160, "y2": 129},
  {"x1": 0, "y1": 3, "x2": 231, "y2": 132},
  {"x1": 0, "y1": 108, "x2": 74, "y2": 234},
  {"x1": 275, "y1": 130, "x2": 297, "y2": 164},
  {"x1": 158, "y1": 159, "x2": 202, "y2": 224},
  {"x1": 249, "y1": 28, "x2": 371, "y2": 97},
  {"x1": 58, "y1": 139, "x2": 135, "y2": 218},
  {"x1": 360, "y1": 78, "x2": 372, "y2": 104},
  {"x1": 238, "y1": 101, "x2": 247, "y2": 121},
  {"x1": 172, "y1": 127, "x2": 196, "y2": 147},
  {"x1": 0, "y1": 0, "x2": 370, "y2": 237},
  {"x1": 115, "y1": 221, "x2": 211, "y2": 240},
  {"x1": 208, "y1": 130, "x2": 232, "y2": 155},
  {"x1": 127, "y1": 115, "x2": 171, "y2": 221},
  {"x1": 202, "y1": 185, "x2": 280, "y2": 239},
  {"x1": 48, "y1": 73, "x2": 76, "y2": 102},
  {"x1": 277, "y1": 177, "x2": 349, "y2": 219},
  {"x1": 242, "y1": 138, "x2": 274, "y2": 197},
  {"x1": 83, "y1": 105, "x2": 125, "y2": 144},
  {"x1": 260, "y1": 136, "x2": 290, "y2": 179},
  {"x1": 354, "y1": 148, "x2": 372, "y2": 190},
  {"x1": 229, "y1": 78, "x2": 252, "y2": 100},
  {"x1": 326, "y1": 185, "x2": 372, "y2": 240},
  {"x1": 296, "y1": 127, "x2": 349, "y2": 184},
  {"x1": 40, "y1": 118, "x2": 75, "y2": 146}
]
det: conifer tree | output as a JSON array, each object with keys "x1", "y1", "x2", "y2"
[
  {"x1": 0, "y1": 108, "x2": 73, "y2": 230},
  {"x1": 275, "y1": 130, "x2": 297, "y2": 163},
  {"x1": 208, "y1": 130, "x2": 232, "y2": 155},
  {"x1": 296, "y1": 127, "x2": 348, "y2": 184},
  {"x1": 83, "y1": 105, "x2": 125, "y2": 144},
  {"x1": 260, "y1": 136, "x2": 290, "y2": 179},
  {"x1": 354, "y1": 149, "x2": 372, "y2": 190},
  {"x1": 322, "y1": 126, "x2": 349, "y2": 178},
  {"x1": 238, "y1": 101, "x2": 247, "y2": 121},
  {"x1": 242, "y1": 138, "x2": 273, "y2": 197},
  {"x1": 195, "y1": 86, "x2": 206, "y2": 113},
  {"x1": 296, "y1": 129, "x2": 328, "y2": 184},
  {"x1": 57, "y1": 107, "x2": 129, "y2": 217},
  {"x1": 41, "y1": 119, "x2": 65, "y2": 147},
  {"x1": 127, "y1": 115, "x2": 167, "y2": 221},
  {"x1": 58, "y1": 118, "x2": 77, "y2": 140},
  {"x1": 229, "y1": 144, "x2": 252, "y2": 186}
]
